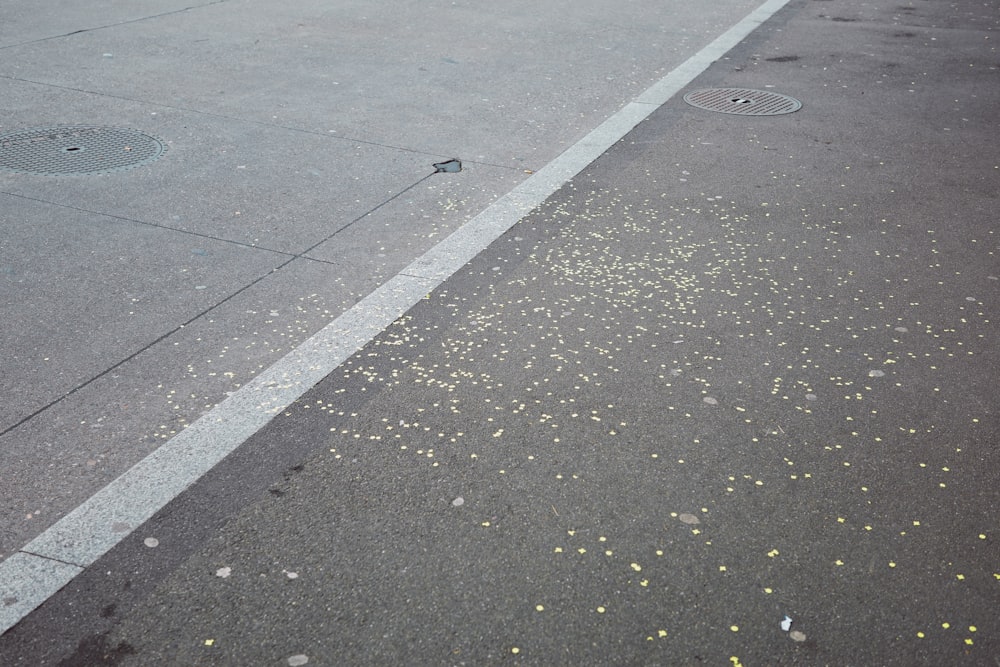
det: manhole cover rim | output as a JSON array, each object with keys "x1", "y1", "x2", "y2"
[
  {"x1": 0, "y1": 125, "x2": 167, "y2": 176},
  {"x1": 682, "y1": 88, "x2": 803, "y2": 116}
]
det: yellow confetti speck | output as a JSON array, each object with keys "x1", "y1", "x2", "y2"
[
  {"x1": 767, "y1": 549, "x2": 779, "y2": 558},
  {"x1": 597, "y1": 606, "x2": 606, "y2": 614},
  {"x1": 764, "y1": 587, "x2": 773, "y2": 594},
  {"x1": 631, "y1": 563, "x2": 642, "y2": 572},
  {"x1": 535, "y1": 605, "x2": 544, "y2": 612},
  {"x1": 969, "y1": 625, "x2": 977, "y2": 632},
  {"x1": 730, "y1": 625, "x2": 739, "y2": 632},
  {"x1": 605, "y1": 550, "x2": 613, "y2": 556},
  {"x1": 554, "y1": 547, "x2": 563, "y2": 553},
  {"x1": 956, "y1": 574, "x2": 965, "y2": 580},
  {"x1": 656, "y1": 550, "x2": 664, "y2": 556},
  {"x1": 658, "y1": 629, "x2": 668, "y2": 638},
  {"x1": 835, "y1": 559, "x2": 844, "y2": 566},
  {"x1": 942, "y1": 623, "x2": 950, "y2": 629},
  {"x1": 640, "y1": 579, "x2": 649, "y2": 587},
  {"x1": 916, "y1": 631, "x2": 925, "y2": 638},
  {"x1": 204, "y1": 639, "x2": 215, "y2": 646},
  {"x1": 730, "y1": 658, "x2": 744, "y2": 667},
  {"x1": 481, "y1": 521, "x2": 491, "y2": 527},
  {"x1": 719, "y1": 565, "x2": 727, "y2": 572},
  {"x1": 913, "y1": 520, "x2": 921, "y2": 526},
  {"x1": 511, "y1": 647, "x2": 520, "y2": 654},
  {"x1": 979, "y1": 534, "x2": 986, "y2": 540},
  {"x1": 965, "y1": 638, "x2": 974, "y2": 646},
  {"x1": 578, "y1": 548, "x2": 587, "y2": 554},
  {"x1": 837, "y1": 517, "x2": 845, "y2": 523}
]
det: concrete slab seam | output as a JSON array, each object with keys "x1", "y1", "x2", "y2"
[
  {"x1": 0, "y1": 1, "x2": 231, "y2": 51},
  {"x1": 0, "y1": 0, "x2": 793, "y2": 636},
  {"x1": 0, "y1": 554, "x2": 81, "y2": 633}
]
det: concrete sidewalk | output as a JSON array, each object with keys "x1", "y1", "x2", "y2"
[
  {"x1": 1, "y1": 0, "x2": 764, "y2": 591},
  {"x1": 3, "y1": 0, "x2": 1000, "y2": 663}
]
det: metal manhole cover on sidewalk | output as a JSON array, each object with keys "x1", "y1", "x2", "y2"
[
  {"x1": 683, "y1": 88, "x2": 802, "y2": 115},
  {"x1": 0, "y1": 126, "x2": 166, "y2": 175}
]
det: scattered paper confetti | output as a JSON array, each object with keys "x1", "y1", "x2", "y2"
[{"x1": 94, "y1": 107, "x2": 1000, "y2": 666}]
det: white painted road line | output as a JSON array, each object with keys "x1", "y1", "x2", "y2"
[{"x1": 0, "y1": 0, "x2": 792, "y2": 635}]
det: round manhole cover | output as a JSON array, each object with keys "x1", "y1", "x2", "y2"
[
  {"x1": 0, "y1": 125, "x2": 166, "y2": 175},
  {"x1": 683, "y1": 88, "x2": 802, "y2": 116}
]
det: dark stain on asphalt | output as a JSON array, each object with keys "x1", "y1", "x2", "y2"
[{"x1": 58, "y1": 632, "x2": 136, "y2": 666}]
